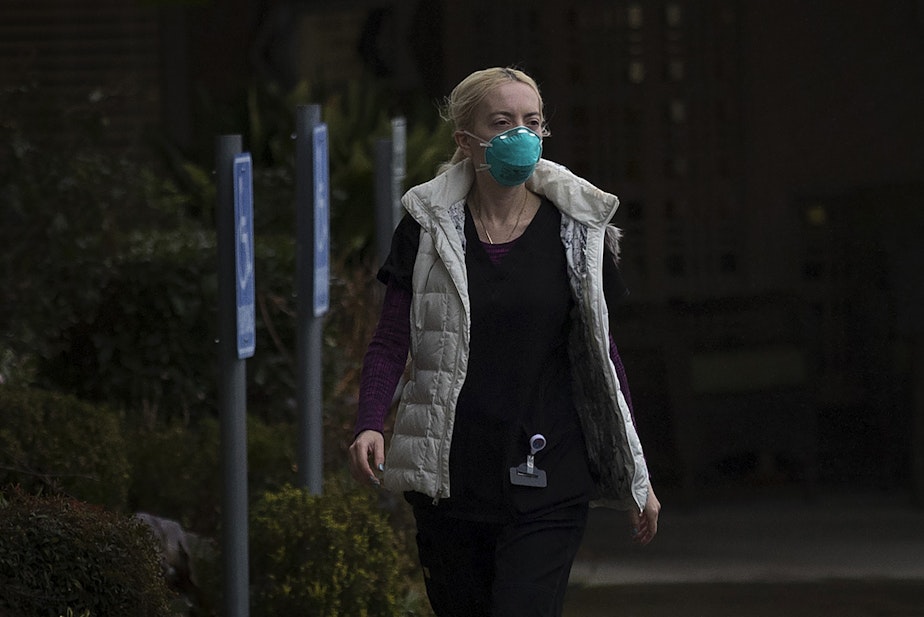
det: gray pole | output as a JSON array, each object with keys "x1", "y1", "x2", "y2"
[
  {"x1": 295, "y1": 104, "x2": 324, "y2": 494},
  {"x1": 390, "y1": 117, "x2": 406, "y2": 227},
  {"x1": 216, "y1": 134, "x2": 249, "y2": 617},
  {"x1": 913, "y1": 334, "x2": 924, "y2": 507},
  {"x1": 374, "y1": 117, "x2": 407, "y2": 267},
  {"x1": 374, "y1": 137, "x2": 393, "y2": 268}
]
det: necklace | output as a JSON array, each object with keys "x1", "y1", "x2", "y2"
[{"x1": 473, "y1": 189, "x2": 530, "y2": 244}]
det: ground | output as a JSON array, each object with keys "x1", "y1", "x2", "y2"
[{"x1": 564, "y1": 581, "x2": 924, "y2": 617}]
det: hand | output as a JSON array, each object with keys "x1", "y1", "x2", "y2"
[
  {"x1": 628, "y1": 483, "x2": 661, "y2": 545},
  {"x1": 348, "y1": 430, "x2": 385, "y2": 487}
]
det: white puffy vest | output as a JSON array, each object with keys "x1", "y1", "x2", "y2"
[{"x1": 382, "y1": 159, "x2": 650, "y2": 512}]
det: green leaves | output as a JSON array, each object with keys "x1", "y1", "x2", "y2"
[
  {"x1": 0, "y1": 490, "x2": 173, "y2": 617},
  {"x1": 249, "y1": 480, "x2": 426, "y2": 617},
  {"x1": 0, "y1": 388, "x2": 129, "y2": 509}
]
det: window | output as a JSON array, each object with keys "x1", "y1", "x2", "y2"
[
  {"x1": 628, "y1": 60, "x2": 645, "y2": 83},
  {"x1": 805, "y1": 204, "x2": 828, "y2": 226},
  {"x1": 669, "y1": 99, "x2": 686, "y2": 123},
  {"x1": 665, "y1": 3, "x2": 682, "y2": 28},
  {"x1": 627, "y1": 4, "x2": 643, "y2": 29}
]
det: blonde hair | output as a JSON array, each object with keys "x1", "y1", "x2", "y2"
[{"x1": 438, "y1": 67, "x2": 547, "y2": 173}]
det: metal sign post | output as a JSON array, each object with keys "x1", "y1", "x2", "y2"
[
  {"x1": 295, "y1": 104, "x2": 328, "y2": 495},
  {"x1": 390, "y1": 117, "x2": 406, "y2": 228},
  {"x1": 216, "y1": 135, "x2": 250, "y2": 617},
  {"x1": 374, "y1": 117, "x2": 406, "y2": 267},
  {"x1": 374, "y1": 138, "x2": 393, "y2": 268}
]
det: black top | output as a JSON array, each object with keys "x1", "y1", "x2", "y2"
[{"x1": 381, "y1": 198, "x2": 625, "y2": 521}]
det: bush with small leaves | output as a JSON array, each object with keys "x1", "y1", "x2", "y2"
[
  {"x1": 0, "y1": 387, "x2": 129, "y2": 509},
  {"x1": 0, "y1": 489, "x2": 175, "y2": 617},
  {"x1": 249, "y1": 479, "x2": 427, "y2": 617},
  {"x1": 126, "y1": 415, "x2": 298, "y2": 535}
]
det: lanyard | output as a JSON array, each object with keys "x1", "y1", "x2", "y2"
[{"x1": 509, "y1": 433, "x2": 547, "y2": 487}]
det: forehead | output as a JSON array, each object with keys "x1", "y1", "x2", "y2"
[{"x1": 478, "y1": 81, "x2": 541, "y2": 116}]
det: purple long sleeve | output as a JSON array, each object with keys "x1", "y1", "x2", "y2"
[
  {"x1": 354, "y1": 277, "x2": 412, "y2": 436},
  {"x1": 609, "y1": 335, "x2": 635, "y2": 423}
]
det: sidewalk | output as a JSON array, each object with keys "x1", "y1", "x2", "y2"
[
  {"x1": 571, "y1": 489, "x2": 924, "y2": 586},
  {"x1": 564, "y1": 490, "x2": 924, "y2": 616}
]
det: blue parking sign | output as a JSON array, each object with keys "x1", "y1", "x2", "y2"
[
  {"x1": 313, "y1": 124, "x2": 330, "y2": 317},
  {"x1": 233, "y1": 153, "x2": 256, "y2": 358}
]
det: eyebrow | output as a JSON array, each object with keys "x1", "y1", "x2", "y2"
[{"x1": 491, "y1": 111, "x2": 542, "y2": 120}]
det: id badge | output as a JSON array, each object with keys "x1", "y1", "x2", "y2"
[{"x1": 509, "y1": 433, "x2": 547, "y2": 488}]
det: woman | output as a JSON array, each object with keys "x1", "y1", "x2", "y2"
[{"x1": 349, "y1": 67, "x2": 660, "y2": 617}]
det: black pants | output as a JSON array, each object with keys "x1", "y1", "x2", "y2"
[{"x1": 412, "y1": 502, "x2": 589, "y2": 617}]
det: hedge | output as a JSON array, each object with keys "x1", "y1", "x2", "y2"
[
  {"x1": 0, "y1": 387, "x2": 129, "y2": 509},
  {"x1": 249, "y1": 480, "x2": 428, "y2": 617},
  {"x1": 0, "y1": 489, "x2": 175, "y2": 617}
]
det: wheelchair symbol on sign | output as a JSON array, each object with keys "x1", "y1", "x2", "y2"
[{"x1": 237, "y1": 217, "x2": 253, "y2": 291}]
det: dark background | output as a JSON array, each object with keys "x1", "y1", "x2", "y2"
[{"x1": 2, "y1": 0, "x2": 922, "y2": 503}]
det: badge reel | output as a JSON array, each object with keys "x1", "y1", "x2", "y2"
[{"x1": 509, "y1": 434, "x2": 547, "y2": 488}]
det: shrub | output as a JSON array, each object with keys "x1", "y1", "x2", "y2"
[
  {"x1": 21, "y1": 227, "x2": 302, "y2": 427},
  {"x1": 126, "y1": 415, "x2": 298, "y2": 535},
  {"x1": 125, "y1": 418, "x2": 222, "y2": 534},
  {"x1": 0, "y1": 387, "x2": 129, "y2": 509},
  {"x1": 0, "y1": 489, "x2": 175, "y2": 617},
  {"x1": 63, "y1": 230, "x2": 219, "y2": 422},
  {"x1": 0, "y1": 83, "x2": 196, "y2": 392},
  {"x1": 249, "y1": 479, "x2": 426, "y2": 617}
]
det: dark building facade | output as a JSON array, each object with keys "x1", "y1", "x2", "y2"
[
  {"x1": 438, "y1": 0, "x2": 924, "y2": 497},
  {"x1": 0, "y1": 1, "x2": 164, "y2": 150}
]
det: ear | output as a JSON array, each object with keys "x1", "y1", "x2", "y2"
[{"x1": 453, "y1": 130, "x2": 473, "y2": 158}]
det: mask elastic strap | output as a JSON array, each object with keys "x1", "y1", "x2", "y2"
[
  {"x1": 462, "y1": 130, "x2": 492, "y2": 172},
  {"x1": 462, "y1": 130, "x2": 492, "y2": 149}
]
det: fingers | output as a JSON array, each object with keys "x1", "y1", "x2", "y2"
[
  {"x1": 633, "y1": 510, "x2": 655, "y2": 545},
  {"x1": 626, "y1": 507, "x2": 643, "y2": 543},
  {"x1": 629, "y1": 484, "x2": 662, "y2": 546},
  {"x1": 627, "y1": 506, "x2": 640, "y2": 532},
  {"x1": 640, "y1": 487, "x2": 662, "y2": 545},
  {"x1": 348, "y1": 430, "x2": 385, "y2": 487}
]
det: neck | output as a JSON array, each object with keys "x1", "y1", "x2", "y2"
[
  {"x1": 469, "y1": 183, "x2": 535, "y2": 245},
  {"x1": 470, "y1": 181, "x2": 528, "y2": 220}
]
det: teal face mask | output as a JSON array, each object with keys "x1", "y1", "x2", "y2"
[{"x1": 466, "y1": 126, "x2": 543, "y2": 186}]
